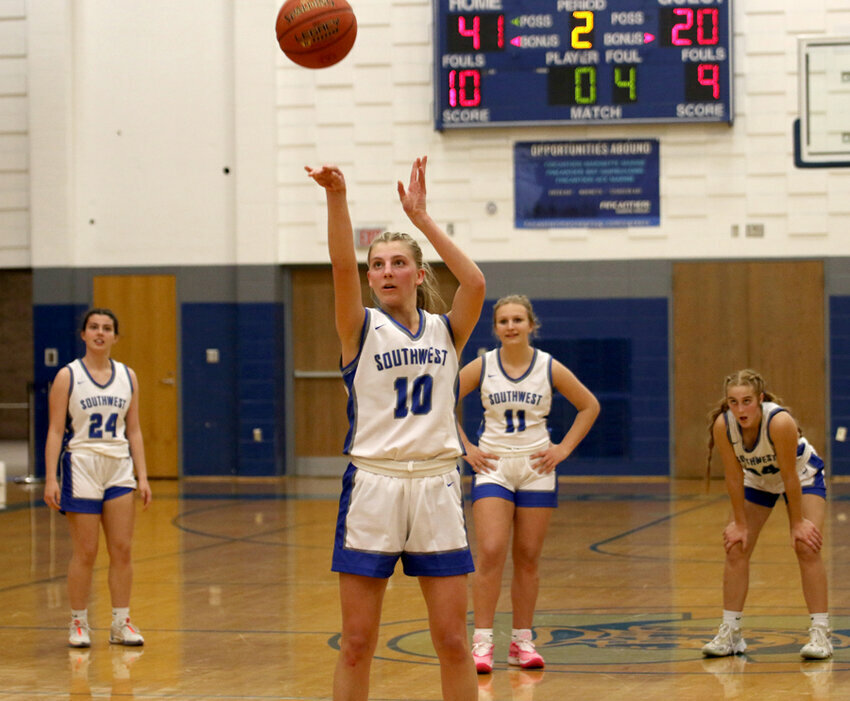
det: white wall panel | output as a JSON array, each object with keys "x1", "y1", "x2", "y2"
[
  {"x1": 16, "y1": 0, "x2": 850, "y2": 268},
  {"x1": 0, "y1": 3, "x2": 28, "y2": 269}
]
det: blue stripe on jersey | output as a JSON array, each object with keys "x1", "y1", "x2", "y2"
[
  {"x1": 121, "y1": 362, "x2": 134, "y2": 397},
  {"x1": 439, "y1": 313, "x2": 455, "y2": 346},
  {"x1": 809, "y1": 468, "x2": 826, "y2": 492},
  {"x1": 62, "y1": 365, "x2": 75, "y2": 449},
  {"x1": 341, "y1": 311, "x2": 370, "y2": 454}
]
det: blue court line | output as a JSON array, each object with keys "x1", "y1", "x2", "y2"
[{"x1": 589, "y1": 497, "x2": 725, "y2": 558}]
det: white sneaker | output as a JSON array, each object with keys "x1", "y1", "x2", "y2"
[
  {"x1": 702, "y1": 623, "x2": 746, "y2": 657},
  {"x1": 109, "y1": 617, "x2": 144, "y2": 646},
  {"x1": 800, "y1": 625, "x2": 833, "y2": 660},
  {"x1": 69, "y1": 617, "x2": 91, "y2": 648}
]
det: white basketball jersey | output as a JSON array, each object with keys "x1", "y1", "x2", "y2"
[
  {"x1": 724, "y1": 400, "x2": 819, "y2": 492},
  {"x1": 342, "y1": 307, "x2": 461, "y2": 462},
  {"x1": 64, "y1": 358, "x2": 133, "y2": 458},
  {"x1": 477, "y1": 348, "x2": 553, "y2": 453}
]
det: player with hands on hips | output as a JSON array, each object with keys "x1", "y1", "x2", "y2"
[
  {"x1": 702, "y1": 369, "x2": 831, "y2": 660},
  {"x1": 43, "y1": 308, "x2": 151, "y2": 649},
  {"x1": 458, "y1": 294, "x2": 600, "y2": 673},
  {"x1": 306, "y1": 157, "x2": 486, "y2": 701}
]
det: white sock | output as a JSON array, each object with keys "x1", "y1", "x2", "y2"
[
  {"x1": 71, "y1": 608, "x2": 88, "y2": 623},
  {"x1": 810, "y1": 613, "x2": 829, "y2": 629},
  {"x1": 512, "y1": 628, "x2": 533, "y2": 642},
  {"x1": 722, "y1": 610, "x2": 742, "y2": 629},
  {"x1": 473, "y1": 628, "x2": 493, "y2": 643},
  {"x1": 112, "y1": 607, "x2": 130, "y2": 625}
]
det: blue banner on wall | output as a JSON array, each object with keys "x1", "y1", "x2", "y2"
[{"x1": 514, "y1": 139, "x2": 660, "y2": 229}]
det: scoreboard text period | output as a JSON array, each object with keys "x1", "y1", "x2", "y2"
[{"x1": 435, "y1": 0, "x2": 733, "y2": 129}]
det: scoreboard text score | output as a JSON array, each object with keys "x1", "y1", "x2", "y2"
[{"x1": 435, "y1": 0, "x2": 733, "y2": 129}]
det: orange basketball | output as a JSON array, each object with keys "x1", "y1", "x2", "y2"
[{"x1": 276, "y1": 0, "x2": 357, "y2": 69}]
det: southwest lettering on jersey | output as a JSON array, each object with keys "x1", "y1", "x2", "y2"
[
  {"x1": 737, "y1": 453, "x2": 776, "y2": 467},
  {"x1": 374, "y1": 346, "x2": 450, "y2": 371},
  {"x1": 80, "y1": 395, "x2": 128, "y2": 410},
  {"x1": 738, "y1": 452, "x2": 781, "y2": 476},
  {"x1": 487, "y1": 390, "x2": 544, "y2": 406}
]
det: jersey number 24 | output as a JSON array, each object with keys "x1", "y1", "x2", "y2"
[{"x1": 89, "y1": 412, "x2": 119, "y2": 438}]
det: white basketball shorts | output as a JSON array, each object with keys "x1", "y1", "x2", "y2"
[
  {"x1": 60, "y1": 450, "x2": 136, "y2": 514},
  {"x1": 471, "y1": 452, "x2": 558, "y2": 508},
  {"x1": 332, "y1": 463, "x2": 474, "y2": 578}
]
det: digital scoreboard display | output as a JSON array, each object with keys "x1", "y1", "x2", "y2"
[{"x1": 434, "y1": 0, "x2": 733, "y2": 129}]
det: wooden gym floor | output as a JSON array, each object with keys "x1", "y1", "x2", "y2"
[{"x1": 0, "y1": 465, "x2": 847, "y2": 700}]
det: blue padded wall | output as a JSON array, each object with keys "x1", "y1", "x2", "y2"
[
  {"x1": 234, "y1": 302, "x2": 286, "y2": 476},
  {"x1": 32, "y1": 304, "x2": 87, "y2": 478},
  {"x1": 829, "y1": 296, "x2": 850, "y2": 476},
  {"x1": 460, "y1": 297, "x2": 669, "y2": 476},
  {"x1": 181, "y1": 302, "x2": 285, "y2": 476},
  {"x1": 181, "y1": 303, "x2": 238, "y2": 476}
]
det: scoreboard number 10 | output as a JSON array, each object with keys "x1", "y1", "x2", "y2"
[{"x1": 435, "y1": 1, "x2": 733, "y2": 128}]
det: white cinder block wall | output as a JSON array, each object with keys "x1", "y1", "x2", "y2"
[
  {"x1": 0, "y1": 0, "x2": 28, "y2": 267},
  {"x1": 9, "y1": 1, "x2": 850, "y2": 271}
]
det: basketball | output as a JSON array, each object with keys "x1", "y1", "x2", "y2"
[{"x1": 276, "y1": 0, "x2": 357, "y2": 69}]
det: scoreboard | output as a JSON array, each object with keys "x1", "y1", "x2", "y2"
[{"x1": 434, "y1": 0, "x2": 733, "y2": 129}]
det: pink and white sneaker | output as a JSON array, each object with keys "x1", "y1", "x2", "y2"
[
  {"x1": 68, "y1": 617, "x2": 91, "y2": 648},
  {"x1": 109, "y1": 617, "x2": 144, "y2": 646},
  {"x1": 508, "y1": 638, "x2": 545, "y2": 669},
  {"x1": 472, "y1": 632, "x2": 494, "y2": 674}
]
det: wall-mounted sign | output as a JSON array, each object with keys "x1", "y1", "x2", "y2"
[{"x1": 514, "y1": 139, "x2": 660, "y2": 228}]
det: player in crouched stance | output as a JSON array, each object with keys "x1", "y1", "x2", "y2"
[{"x1": 703, "y1": 369, "x2": 831, "y2": 660}]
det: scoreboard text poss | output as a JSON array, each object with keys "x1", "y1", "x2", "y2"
[{"x1": 435, "y1": 0, "x2": 733, "y2": 129}]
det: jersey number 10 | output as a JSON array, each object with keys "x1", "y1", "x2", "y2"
[{"x1": 393, "y1": 376, "x2": 434, "y2": 419}]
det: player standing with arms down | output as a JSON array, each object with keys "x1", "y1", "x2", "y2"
[
  {"x1": 44, "y1": 308, "x2": 152, "y2": 648},
  {"x1": 703, "y1": 369, "x2": 832, "y2": 659},
  {"x1": 457, "y1": 295, "x2": 599, "y2": 672},
  {"x1": 306, "y1": 157, "x2": 486, "y2": 701}
]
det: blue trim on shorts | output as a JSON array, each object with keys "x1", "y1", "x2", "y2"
[
  {"x1": 515, "y1": 488, "x2": 558, "y2": 508},
  {"x1": 104, "y1": 485, "x2": 134, "y2": 501},
  {"x1": 745, "y1": 474, "x2": 827, "y2": 508},
  {"x1": 401, "y1": 549, "x2": 474, "y2": 577},
  {"x1": 333, "y1": 549, "x2": 400, "y2": 579},
  {"x1": 331, "y1": 463, "x2": 474, "y2": 579},
  {"x1": 332, "y1": 464, "x2": 400, "y2": 578},
  {"x1": 59, "y1": 451, "x2": 135, "y2": 515},
  {"x1": 471, "y1": 475, "x2": 558, "y2": 508},
  {"x1": 471, "y1": 481, "x2": 516, "y2": 503},
  {"x1": 744, "y1": 487, "x2": 783, "y2": 508}
]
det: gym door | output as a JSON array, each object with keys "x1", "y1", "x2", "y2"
[{"x1": 93, "y1": 274, "x2": 179, "y2": 478}]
